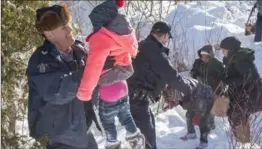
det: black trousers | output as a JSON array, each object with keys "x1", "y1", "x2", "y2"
[
  {"x1": 186, "y1": 109, "x2": 211, "y2": 143},
  {"x1": 46, "y1": 132, "x2": 98, "y2": 149},
  {"x1": 129, "y1": 95, "x2": 157, "y2": 149}
]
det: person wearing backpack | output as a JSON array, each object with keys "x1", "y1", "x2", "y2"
[{"x1": 220, "y1": 36, "x2": 262, "y2": 142}]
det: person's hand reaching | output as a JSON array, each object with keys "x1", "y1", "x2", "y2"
[{"x1": 163, "y1": 86, "x2": 180, "y2": 111}]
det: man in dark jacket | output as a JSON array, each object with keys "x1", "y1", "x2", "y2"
[
  {"x1": 191, "y1": 45, "x2": 225, "y2": 129},
  {"x1": 127, "y1": 21, "x2": 214, "y2": 149},
  {"x1": 254, "y1": 0, "x2": 262, "y2": 42},
  {"x1": 27, "y1": 5, "x2": 112, "y2": 149},
  {"x1": 220, "y1": 36, "x2": 262, "y2": 142}
]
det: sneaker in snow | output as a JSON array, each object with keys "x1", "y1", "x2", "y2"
[
  {"x1": 195, "y1": 142, "x2": 208, "y2": 149},
  {"x1": 126, "y1": 131, "x2": 145, "y2": 149},
  {"x1": 105, "y1": 141, "x2": 121, "y2": 149},
  {"x1": 180, "y1": 133, "x2": 197, "y2": 141}
]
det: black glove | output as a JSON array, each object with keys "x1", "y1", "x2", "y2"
[
  {"x1": 84, "y1": 101, "x2": 102, "y2": 132},
  {"x1": 163, "y1": 86, "x2": 180, "y2": 111}
]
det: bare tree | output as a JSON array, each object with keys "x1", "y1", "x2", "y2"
[{"x1": 222, "y1": 84, "x2": 262, "y2": 149}]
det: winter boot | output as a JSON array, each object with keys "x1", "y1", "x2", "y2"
[
  {"x1": 180, "y1": 133, "x2": 197, "y2": 141},
  {"x1": 126, "y1": 130, "x2": 145, "y2": 149},
  {"x1": 195, "y1": 142, "x2": 208, "y2": 149},
  {"x1": 105, "y1": 141, "x2": 122, "y2": 149}
]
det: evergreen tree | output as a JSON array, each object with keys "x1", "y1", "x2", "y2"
[{"x1": 1, "y1": 1, "x2": 48, "y2": 148}]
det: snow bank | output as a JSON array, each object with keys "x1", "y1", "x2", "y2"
[{"x1": 165, "y1": 1, "x2": 260, "y2": 67}]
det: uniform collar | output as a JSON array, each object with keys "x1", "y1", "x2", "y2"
[
  {"x1": 146, "y1": 34, "x2": 163, "y2": 48},
  {"x1": 43, "y1": 40, "x2": 60, "y2": 57},
  {"x1": 43, "y1": 40, "x2": 74, "y2": 61}
]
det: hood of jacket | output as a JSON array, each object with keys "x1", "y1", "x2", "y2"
[
  {"x1": 88, "y1": 27, "x2": 137, "y2": 57},
  {"x1": 197, "y1": 45, "x2": 215, "y2": 58},
  {"x1": 105, "y1": 14, "x2": 132, "y2": 35},
  {"x1": 89, "y1": 0, "x2": 118, "y2": 32}
]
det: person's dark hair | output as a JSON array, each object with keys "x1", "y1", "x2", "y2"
[{"x1": 220, "y1": 36, "x2": 241, "y2": 51}]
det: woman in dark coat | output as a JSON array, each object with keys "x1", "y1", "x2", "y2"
[{"x1": 220, "y1": 36, "x2": 262, "y2": 142}]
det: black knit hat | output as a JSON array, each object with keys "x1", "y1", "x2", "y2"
[{"x1": 220, "y1": 36, "x2": 241, "y2": 51}]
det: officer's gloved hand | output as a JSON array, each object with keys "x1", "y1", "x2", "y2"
[{"x1": 163, "y1": 86, "x2": 180, "y2": 111}]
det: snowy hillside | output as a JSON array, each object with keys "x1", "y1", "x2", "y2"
[
  {"x1": 156, "y1": 1, "x2": 262, "y2": 148},
  {"x1": 164, "y1": 1, "x2": 261, "y2": 68},
  {"x1": 86, "y1": 1, "x2": 262, "y2": 149}
]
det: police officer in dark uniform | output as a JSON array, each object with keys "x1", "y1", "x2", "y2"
[
  {"x1": 27, "y1": 5, "x2": 114, "y2": 149},
  {"x1": 127, "y1": 21, "x2": 214, "y2": 149}
]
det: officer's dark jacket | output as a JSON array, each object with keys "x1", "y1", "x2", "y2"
[
  {"x1": 26, "y1": 40, "x2": 106, "y2": 148},
  {"x1": 127, "y1": 35, "x2": 192, "y2": 98}
]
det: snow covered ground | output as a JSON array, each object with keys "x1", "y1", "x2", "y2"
[
  {"x1": 15, "y1": 1, "x2": 261, "y2": 149},
  {"x1": 89, "y1": 1, "x2": 262, "y2": 149}
]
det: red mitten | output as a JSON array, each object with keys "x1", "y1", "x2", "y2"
[{"x1": 192, "y1": 116, "x2": 201, "y2": 126}]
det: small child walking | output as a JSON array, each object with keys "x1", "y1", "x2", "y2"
[{"x1": 163, "y1": 80, "x2": 215, "y2": 149}]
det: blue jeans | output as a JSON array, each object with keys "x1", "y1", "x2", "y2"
[
  {"x1": 99, "y1": 96, "x2": 137, "y2": 142},
  {"x1": 255, "y1": 16, "x2": 262, "y2": 42}
]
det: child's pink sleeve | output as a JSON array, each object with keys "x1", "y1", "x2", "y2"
[{"x1": 77, "y1": 34, "x2": 111, "y2": 101}]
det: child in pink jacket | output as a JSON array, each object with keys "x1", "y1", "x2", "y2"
[{"x1": 76, "y1": 1, "x2": 145, "y2": 149}]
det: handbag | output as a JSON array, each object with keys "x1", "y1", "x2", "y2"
[{"x1": 211, "y1": 82, "x2": 230, "y2": 117}]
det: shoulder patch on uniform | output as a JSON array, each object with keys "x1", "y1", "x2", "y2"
[
  {"x1": 37, "y1": 63, "x2": 47, "y2": 73},
  {"x1": 41, "y1": 50, "x2": 48, "y2": 55}
]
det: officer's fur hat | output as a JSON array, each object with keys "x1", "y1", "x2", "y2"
[{"x1": 35, "y1": 4, "x2": 71, "y2": 32}]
